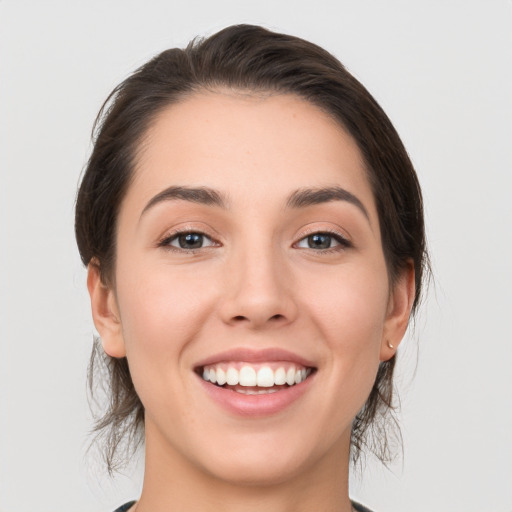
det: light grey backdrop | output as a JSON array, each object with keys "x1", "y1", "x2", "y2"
[{"x1": 1, "y1": 1, "x2": 511, "y2": 511}]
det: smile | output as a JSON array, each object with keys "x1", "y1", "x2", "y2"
[
  {"x1": 194, "y1": 348, "x2": 317, "y2": 415},
  {"x1": 201, "y1": 362, "x2": 313, "y2": 394}
]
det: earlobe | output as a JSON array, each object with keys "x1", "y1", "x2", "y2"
[
  {"x1": 87, "y1": 261, "x2": 126, "y2": 358},
  {"x1": 380, "y1": 262, "x2": 416, "y2": 361}
]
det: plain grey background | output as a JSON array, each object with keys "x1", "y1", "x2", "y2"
[{"x1": 1, "y1": 1, "x2": 511, "y2": 511}]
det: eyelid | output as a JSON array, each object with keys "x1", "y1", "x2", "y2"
[
  {"x1": 293, "y1": 227, "x2": 353, "y2": 250},
  {"x1": 295, "y1": 225, "x2": 351, "y2": 243},
  {"x1": 156, "y1": 224, "x2": 222, "y2": 250}
]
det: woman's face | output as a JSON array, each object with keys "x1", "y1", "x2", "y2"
[{"x1": 89, "y1": 91, "x2": 413, "y2": 485}]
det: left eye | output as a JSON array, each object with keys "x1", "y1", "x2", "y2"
[
  {"x1": 166, "y1": 232, "x2": 216, "y2": 249},
  {"x1": 296, "y1": 233, "x2": 346, "y2": 250}
]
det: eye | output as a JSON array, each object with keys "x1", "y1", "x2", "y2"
[
  {"x1": 295, "y1": 232, "x2": 350, "y2": 250},
  {"x1": 160, "y1": 232, "x2": 216, "y2": 250}
]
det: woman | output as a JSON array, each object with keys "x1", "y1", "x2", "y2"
[{"x1": 75, "y1": 24, "x2": 428, "y2": 512}]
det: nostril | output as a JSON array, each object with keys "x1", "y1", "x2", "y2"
[{"x1": 230, "y1": 313, "x2": 285, "y2": 324}]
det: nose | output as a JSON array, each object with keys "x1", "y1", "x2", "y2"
[{"x1": 218, "y1": 244, "x2": 298, "y2": 330}]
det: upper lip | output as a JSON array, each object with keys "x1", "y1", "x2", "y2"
[{"x1": 194, "y1": 347, "x2": 316, "y2": 369}]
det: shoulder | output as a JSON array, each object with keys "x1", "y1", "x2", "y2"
[
  {"x1": 113, "y1": 501, "x2": 136, "y2": 512},
  {"x1": 352, "y1": 501, "x2": 376, "y2": 512}
]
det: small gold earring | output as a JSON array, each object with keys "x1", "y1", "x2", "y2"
[{"x1": 387, "y1": 340, "x2": 394, "y2": 349}]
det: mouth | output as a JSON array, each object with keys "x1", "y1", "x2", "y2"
[
  {"x1": 196, "y1": 361, "x2": 315, "y2": 395},
  {"x1": 194, "y1": 348, "x2": 317, "y2": 415}
]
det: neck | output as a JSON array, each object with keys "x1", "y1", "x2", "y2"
[{"x1": 134, "y1": 421, "x2": 354, "y2": 512}]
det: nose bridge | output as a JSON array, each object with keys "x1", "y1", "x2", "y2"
[{"x1": 220, "y1": 232, "x2": 295, "y2": 328}]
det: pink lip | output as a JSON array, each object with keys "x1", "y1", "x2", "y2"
[
  {"x1": 197, "y1": 372, "x2": 315, "y2": 417},
  {"x1": 194, "y1": 347, "x2": 316, "y2": 369}
]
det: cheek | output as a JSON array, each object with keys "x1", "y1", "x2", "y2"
[
  {"x1": 112, "y1": 261, "x2": 218, "y2": 411},
  {"x1": 303, "y1": 261, "x2": 390, "y2": 400},
  {"x1": 114, "y1": 253, "x2": 216, "y2": 358},
  {"x1": 304, "y1": 261, "x2": 390, "y2": 345}
]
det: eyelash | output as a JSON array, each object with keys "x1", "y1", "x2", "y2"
[
  {"x1": 294, "y1": 230, "x2": 352, "y2": 253},
  {"x1": 157, "y1": 229, "x2": 351, "y2": 253},
  {"x1": 157, "y1": 230, "x2": 219, "y2": 252}
]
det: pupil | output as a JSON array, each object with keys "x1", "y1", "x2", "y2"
[
  {"x1": 308, "y1": 234, "x2": 331, "y2": 249},
  {"x1": 179, "y1": 233, "x2": 203, "y2": 249}
]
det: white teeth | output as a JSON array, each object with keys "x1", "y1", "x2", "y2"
[
  {"x1": 236, "y1": 388, "x2": 279, "y2": 395},
  {"x1": 274, "y1": 367, "x2": 286, "y2": 385},
  {"x1": 226, "y1": 367, "x2": 239, "y2": 385},
  {"x1": 216, "y1": 367, "x2": 226, "y2": 385},
  {"x1": 239, "y1": 388, "x2": 258, "y2": 395},
  {"x1": 239, "y1": 366, "x2": 257, "y2": 386},
  {"x1": 201, "y1": 363, "x2": 313, "y2": 388},
  {"x1": 256, "y1": 366, "x2": 274, "y2": 387}
]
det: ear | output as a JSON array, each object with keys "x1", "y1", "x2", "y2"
[
  {"x1": 87, "y1": 261, "x2": 126, "y2": 358},
  {"x1": 380, "y1": 261, "x2": 416, "y2": 361}
]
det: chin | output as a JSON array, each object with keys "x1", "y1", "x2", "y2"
[
  {"x1": 189, "y1": 425, "x2": 346, "y2": 488},
  {"x1": 200, "y1": 448, "x2": 312, "y2": 487}
]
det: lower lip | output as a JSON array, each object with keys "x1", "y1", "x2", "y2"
[{"x1": 197, "y1": 374, "x2": 315, "y2": 417}]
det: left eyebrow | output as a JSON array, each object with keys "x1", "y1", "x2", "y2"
[{"x1": 286, "y1": 186, "x2": 370, "y2": 220}]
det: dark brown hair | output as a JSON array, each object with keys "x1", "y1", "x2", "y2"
[{"x1": 75, "y1": 24, "x2": 428, "y2": 472}]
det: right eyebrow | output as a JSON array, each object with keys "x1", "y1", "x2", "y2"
[{"x1": 140, "y1": 185, "x2": 227, "y2": 220}]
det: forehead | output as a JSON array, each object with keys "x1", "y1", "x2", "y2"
[{"x1": 128, "y1": 91, "x2": 377, "y2": 219}]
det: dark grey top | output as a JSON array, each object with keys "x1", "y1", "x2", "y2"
[
  {"x1": 114, "y1": 500, "x2": 374, "y2": 512},
  {"x1": 114, "y1": 502, "x2": 136, "y2": 512},
  {"x1": 353, "y1": 501, "x2": 374, "y2": 512}
]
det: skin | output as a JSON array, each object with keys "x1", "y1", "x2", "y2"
[{"x1": 88, "y1": 91, "x2": 415, "y2": 512}]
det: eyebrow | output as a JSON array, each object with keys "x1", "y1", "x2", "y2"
[
  {"x1": 286, "y1": 186, "x2": 369, "y2": 219},
  {"x1": 140, "y1": 186, "x2": 227, "y2": 218},
  {"x1": 140, "y1": 184, "x2": 369, "y2": 221}
]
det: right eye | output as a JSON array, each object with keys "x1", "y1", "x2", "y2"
[{"x1": 160, "y1": 232, "x2": 216, "y2": 250}]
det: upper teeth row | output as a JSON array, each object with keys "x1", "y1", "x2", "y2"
[{"x1": 202, "y1": 364, "x2": 311, "y2": 387}]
